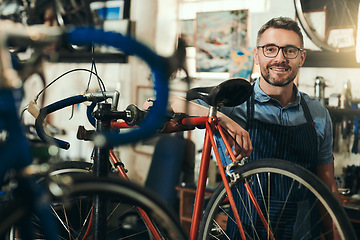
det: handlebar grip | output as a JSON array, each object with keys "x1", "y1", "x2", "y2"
[
  {"x1": 66, "y1": 28, "x2": 170, "y2": 146},
  {"x1": 35, "y1": 95, "x2": 87, "y2": 149}
]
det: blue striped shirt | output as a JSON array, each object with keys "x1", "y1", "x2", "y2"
[{"x1": 217, "y1": 79, "x2": 334, "y2": 166}]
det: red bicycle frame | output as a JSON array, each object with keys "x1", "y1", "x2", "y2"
[
  {"x1": 181, "y1": 115, "x2": 274, "y2": 240},
  {"x1": 111, "y1": 116, "x2": 274, "y2": 240}
]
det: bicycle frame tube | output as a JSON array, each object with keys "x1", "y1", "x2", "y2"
[
  {"x1": 111, "y1": 121, "x2": 134, "y2": 129},
  {"x1": 208, "y1": 124, "x2": 246, "y2": 240},
  {"x1": 109, "y1": 149, "x2": 163, "y2": 240},
  {"x1": 190, "y1": 118, "x2": 214, "y2": 240},
  {"x1": 188, "y1": 115, "x2": 275, "y2": 240},
  {"x1": 189, "y1": 116, "x2": 246, "y2": 240},
  {"x1": 217, "y1": 126, "x2": 275, "y2": 240}
]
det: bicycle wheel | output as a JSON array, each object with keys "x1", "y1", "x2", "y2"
[
  {"x1": 199, "y1": 159, "x2": 357, "y2": 240},
  {"x1": 294, "y1": 0, "x2": 360, "y2": 52},
  {"x1": 11, "y1": 161, "x2": 187, "y2": 239},
  {"x1": 51, "y1": 175, "x2": 187, "y2": 240},
  {"x1": 46, "y1": 160, "x2": 93, "y2": 177},
  {"x1": 7, "y1": 161, "x2": 92, "y2": 240}
]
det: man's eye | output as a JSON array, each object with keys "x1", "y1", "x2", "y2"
[
  {"x1": 266, "y1": 47, "x2": 276, "y2": 52},
  {"x1": 286, "y1": 48, "x2": 296, "y2": 54}
]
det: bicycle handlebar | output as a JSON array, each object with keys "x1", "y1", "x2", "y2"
[
  {"x1": 35, "y1": 95, "x2": 87, "y2": 149},
  {"x1": 66, "y1": 27, "x2": 173, "y2": 147},
  {"x1": 35, "y1": 27, "x2": 185, "y2": 148},
  {"x1": 35, "y1": 91, "x2": 120, "y2": 149}
]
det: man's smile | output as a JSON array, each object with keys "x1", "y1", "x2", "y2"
[{"x1": 269, "y1": 66, "x2": 290, "y2": 72}]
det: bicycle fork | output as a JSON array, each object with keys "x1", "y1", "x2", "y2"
[{"x1": 189, "y1": 116, "x2": 275, "y2": 240}]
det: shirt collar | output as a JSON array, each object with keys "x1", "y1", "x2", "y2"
[{"x1": 253, "y1": 78, "x2": 301, "y2": 107}]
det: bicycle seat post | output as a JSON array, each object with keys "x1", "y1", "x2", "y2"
[
  {"x1": 208, "y1": 105, "x2": 217, "y2": 117},
  {"x1": 92, "y1": 102, "x2": 112, "y2": 240}
]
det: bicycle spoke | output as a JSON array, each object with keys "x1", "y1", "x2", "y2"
[
  {"x1": 273, "y1": 178, "x2": 295, "y2": 235},
  {"x1": 199, "y1": 159, "x2": 356, "y2": 239},
  {"x1": 50, "y1": 205, "x2": 72, "y2": 238},
  {"x1": 234, "y1": 182, "x2": 261, "y2": 240}
]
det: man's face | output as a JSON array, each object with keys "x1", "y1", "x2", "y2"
[{"x1": 254, "y1": 28, "x2": 306, "y2": 87}]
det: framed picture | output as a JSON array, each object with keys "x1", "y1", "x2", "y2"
[
  {"x1": 195, "y1": 10, "x2": 249, "y2": 75},
  {"x1": 327, "y1": 27, "x2": 355, "y2": 49}
]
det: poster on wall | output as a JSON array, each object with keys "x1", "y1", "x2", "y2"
[{"x1": 195, "y1": 10, "x2": 253, "y2": 78}]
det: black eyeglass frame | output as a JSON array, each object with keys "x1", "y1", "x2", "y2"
[{"x1": 257, "y1": 45, "x2": 304, "y2": 59}]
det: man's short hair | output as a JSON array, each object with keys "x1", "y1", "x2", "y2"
[{"x1": 257, "y1": 17, "x2": 304, "y2": 48}]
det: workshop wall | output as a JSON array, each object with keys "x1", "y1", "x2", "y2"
[{"x1": 23, "y1": 0, "x2": 360, "y2": 185}]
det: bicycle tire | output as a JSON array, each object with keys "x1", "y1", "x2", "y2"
[
  {"x1": 294, "y1": 0, "x2": 360, "y2": 53},
  {"x1": 47, "y1": 160, "x2": 93, "y2": 176},
  {"x1": 199, "y1": 158, "x2": 357, "y2": 240},
  {"x1": 10, "y1": 161, "x2": 187, "y2": 239},
  {"x1": 7, "y1": 161, "x2": 92, "y2": 240},
  {"x1": 55, "y1": 175, "x2": 187, "y2": 240}
]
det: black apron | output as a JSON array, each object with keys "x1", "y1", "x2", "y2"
[{"x1": 226, "y1": 93, "x2": 319, "y2": 240}]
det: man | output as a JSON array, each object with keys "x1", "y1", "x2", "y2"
[
  {"x1": 170, "y1": 16, "x2": 339, "y2": 239},
  {"x1": 220, "y1": 16, "x2": 337, "y2": 196},
  {"x1": 174, "y1": 16, "x2": 336, "y2": 193},
  {"x1": 219, "y1": 16, "x2": 340, "y2": 239}
]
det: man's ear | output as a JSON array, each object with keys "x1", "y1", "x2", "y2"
[
  {"x1": 299, "y1": 49, "x2": 306, "y2": 67},
  {"x1": 254, "y1": 47, "x2": 259, "y2": 65}
]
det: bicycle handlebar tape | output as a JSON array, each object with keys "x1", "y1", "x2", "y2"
[
  {"x1": 35, "y1": 95, "x2": 87, "y2": 149},
  {"x1": 66, "y1": 28, "x2": 170, "y2": 147}
]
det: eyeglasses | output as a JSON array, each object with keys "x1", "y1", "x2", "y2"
[{"x1": 257, "y1": 45, "x2": 303, "y2": 59}]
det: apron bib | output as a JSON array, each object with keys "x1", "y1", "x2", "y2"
[{"x1": 226, "y1": 94, "x2": 319, "y2": 240}]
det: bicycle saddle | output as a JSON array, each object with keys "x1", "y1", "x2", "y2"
[{"x1": 186, "y1": 78, "x2": 253, "y2": 108}]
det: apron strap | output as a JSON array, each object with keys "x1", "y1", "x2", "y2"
[
  {"x1": 300, "y1": 94, "x2": 315, "y2": 124},
  {"x1": 247, "y1": 92, "x2": 315, "y2": 125}
]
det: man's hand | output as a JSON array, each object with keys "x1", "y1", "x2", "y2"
[
  {"x1": 170, "y1": 95, "x2": 253, "y2": 160},
  {"x1": 218, "y1": 113, "x2": 252, "y2": 160}
]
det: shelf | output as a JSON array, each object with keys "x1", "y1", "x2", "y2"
[
  {"x1": 176, "y1": 186, "x2": 213, "y2": 234},
  {"x1": 50, "y1": 52, "x2": 128, "y2": 63},
  {"x1": 326, "y1": 107, "x2": 360, "y2": 120},
  {"x1": 303, "y1": 51, "x2": 360, "y2": 68}
]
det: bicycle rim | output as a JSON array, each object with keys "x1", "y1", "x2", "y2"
[
  {"x1": 11, "y1": 162, "x2": 187, "y2": 239},
  {"x1": 7, "y1": 161, "x2": 92, "y2": 240},
  {"x1": 54, "y1": 175, "x2": 187, "y2": 240},
  {"x1": 199, "y1": 159, "x2": 356, "y2": 240},
  {"x1": 294, "y1": 0, "x2": 360, "y2": 53}
]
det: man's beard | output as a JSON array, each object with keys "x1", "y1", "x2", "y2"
[
  {"x1": 261, "y1": 72, "x2": 294, "y2": 86},
  {"x1": 261, "y1": 64, "x2": 297, "y2": 87}
]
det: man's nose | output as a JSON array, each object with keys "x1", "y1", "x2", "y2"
[{"x1": 274, "y1": 48, "x2": 287, "y2": 61}]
